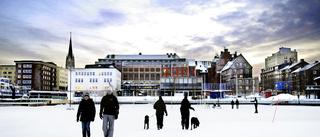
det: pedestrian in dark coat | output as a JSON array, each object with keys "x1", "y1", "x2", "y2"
[
  {"x1": 231, "y1": 100, "x2": 234, "y2": 109},
  {"x1": 180, "y1": 93, "x2": 195, "y2": 130},
  {"x1": 100, "y1": 87, "x2": 119, "y2": 137},
  {"x1": 236, "y1": 99, "x2": 239, "y2": 109},
  {"x1": 153, "y1": 96, "x2": 168, "y2": 130},
  {"x1": 77, "y1": 93, "x2": 96, "y2": 137},
  {"x1": 252, "y1": 97, "x2": 258, "y2": 113}
]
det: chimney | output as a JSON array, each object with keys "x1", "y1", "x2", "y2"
[{"x1": 301, "y1": 59, "x2": 304, "y2": 62}]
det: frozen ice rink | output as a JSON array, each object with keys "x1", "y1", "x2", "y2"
[{"x1": 0, "y1": 104, "x2": 319, "y2": 137}]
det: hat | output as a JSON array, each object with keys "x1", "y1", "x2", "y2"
[
  {"x1": 107, "y1": 87, "x2": 113, "y2": 92},
  {"x1": 84, "y1": 93, "x2": 90, "y2": 97}
]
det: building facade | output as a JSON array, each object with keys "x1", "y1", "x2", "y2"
[
  {"x1": 261, "y1": 47, "x2": 298, "y2": 91},
  {"x1": 94, "y1": 53, "x2": 197, "y2": 96},
  {"x1": 14, "y1": 61, "x2": 57, "y2": 91},
  {"x1": 69, "y1": 68, "x2": 121, "y2": 96},
  {"x1": 56, "y1": 67, "x2": 68, "y2": 91},
  {"x1": 0, "y1": 65, "x2": 16, "y2": 84},
  {"x1": 220, "y1": 54, "x2": 254, "y2": 96}
]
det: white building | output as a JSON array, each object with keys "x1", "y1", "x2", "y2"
[{"x1": 68, "y1": 68, "x2": 121, "y2": 96}]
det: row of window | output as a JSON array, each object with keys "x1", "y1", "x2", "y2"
[
  {"x1": 74, "y1": 85, "x2": 111, "y2": 90},
  {"x1": 2, "y1": 72, "x2": 13, "y2": 74},
  {"x1": 233, "y1": 69, "x2": 249, "y2": 74},
  {"x1": 18, "y1": 75, "x2": 32, "y2": 79},
  {"x1": 75, "y1": 78, "x2": 113, "y2": 83},
  {"x1": 1, "y1": 67, "x2": 14, "y2": 70},
  {"x1": 235, "y1": 63, "x2": 247, "y2": 67},
  {"x1": 163, "y1": 69, "x2": 188, "y2": 74},
  {"x1": 122, "y1": 68, "x2": 161, "y2": 72},
  {"x1": 75, "y1": 72, "x2": 113, "y2": 76}
]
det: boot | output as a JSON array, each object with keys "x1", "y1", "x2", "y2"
[
  {"x1": 86, "y1": 130, "x2": 90, "y2": 137},
  {"x1": 82, "y1": 131, "x2": 86, "y2": 137}
]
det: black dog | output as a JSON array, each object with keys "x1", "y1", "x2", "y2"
[
  {"x1": 191, "y1": 117, "x2": 200, "y2": 130},
  {"x1": 144, "y1": 115, "x2": 149, "y2": 130}
]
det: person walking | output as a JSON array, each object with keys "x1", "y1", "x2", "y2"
[
  {"x1": 236, "y1": 99, "x2": 239, "y2": 109},
  {"x1": 153, "y1": 95, "x2": 168, "y2": 130},
  {"x1": 77, "y1": 93, "x2": 96, "y2": 137},
  {"x1": 231, "y1": 100, "x2": 234, "y2": 109},
  {"x1": 100, "y1": 87, "x2": 119, "y2": 137},
  {"x1": 180, "y1": 93, "x2": 195, "y2": 130}
]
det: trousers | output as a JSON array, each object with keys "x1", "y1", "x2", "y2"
[{"x1": 102, "y1": 114, "x2": 115, "y2": 137}]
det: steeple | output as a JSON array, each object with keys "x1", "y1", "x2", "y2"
[
  {"x1": 68, "y1": 32, "x2": 73, "y2": 56},
  {"x1": 66, "y1": 32, "x2": 75, "y2": 69}
]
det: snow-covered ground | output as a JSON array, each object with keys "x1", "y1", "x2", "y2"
[{"x1": 0, "y1": 104, "x2": 320, "y2": 137}]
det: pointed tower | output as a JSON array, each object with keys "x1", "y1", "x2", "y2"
[{"x1": 66, "y1": 32, "x2": 75, "y2": 69}]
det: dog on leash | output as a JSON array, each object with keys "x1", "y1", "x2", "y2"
[
  {"x1": 191, "y1": 117, "x2": 200, "y2": 130},
  {"x1": 144, "y1": 115, "x2": 149, "y2": 130}
]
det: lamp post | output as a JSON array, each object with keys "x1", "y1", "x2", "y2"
[{"x1": 67, "y1": 69, "x2": 74, "y2": 110}]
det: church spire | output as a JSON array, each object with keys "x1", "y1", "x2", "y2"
[
  {"x1": 68, "y1": 32, "x2": 73, "y2": 56},
  {"x1": 66, "y1": 32, "x2": 75, "y2": 69}
]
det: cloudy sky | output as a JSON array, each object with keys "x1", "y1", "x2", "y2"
[{"x1": 0, "y1": 0, "x2": 319, "y2": 77}]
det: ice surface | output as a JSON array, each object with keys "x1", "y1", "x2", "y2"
[{"x1": 0, "y1": 104, "x2": 320, "y2": 137}]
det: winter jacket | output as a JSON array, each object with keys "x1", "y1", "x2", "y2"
[
  {"x1": 153, "y1": 98, "x2": 167, "y2": 116},
  {"x1": 180, "y1": 98, "x2": 194, "y2": 116},
  {"x1": 100, "y1": 94, "x2": 119, "y2": 116},
  {"x1": 77, "y1": 99, "x2": 96, "y2": 122}
]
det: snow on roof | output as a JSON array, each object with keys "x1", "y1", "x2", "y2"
[
  {"x1": 279, "y1": 61, "x2": 301, "y2": 71},
  {"x1": 292, "y1": 62, "x2": 319, "y2": 73},
  {"x1": 195, "y1": 61, "x2": 208, "y2": 72},
  {"x1": 105, "y1": 54, "x2": 180, "y2": 60},
  {"x1": 221, "y1": 60, "x2": 235, "y2": 72},
  {"x1": 315, "y1": 76, "x2": 320, "y2": 80},
  {"x1": 187, "y1": 59, "x2": 196, "y2": 66}
]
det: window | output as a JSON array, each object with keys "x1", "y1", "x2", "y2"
[
  {"x1": 244, "y1": 63, "x2": 246, "y2": 67},
  {"x1": 18, "y1": 70, "x2": 21, "y2": 73},
  {"x1": 246, "y1": 69, "x2": 249, "y2": 74},
  {"x1": 174, "y1": 69, "x2": 177, "y2": 74},
  {"x1": 240, "y1": 69, "x2": 243, "y2": 73},
  {"x1": 236, "y1": 64, "x2": 239, "y2": 67},
  {"x1": 23, "y1": 64, "x2": 32, "y2": 68},
  {"x1": 18, "y1": 64, "x2": 21, "y2": 68},
  {"x1": 23, "y1": 69, "x2": 32, "y2": 73},
  {"x1": 246, "y1": 80, "x2": 249, "y2": 84},
  {"x1": 23, "y1": 75, "x2": 32, "y2": 79},
  {"x1": 233, "y1": 69, "x2": 236, "y2": 73},
  {"x1": 314, "y1": 71, "x2": 317, "y2": 74},
  {"x1": 179, "y1": 69, "x2": 181, "y2": 73}
]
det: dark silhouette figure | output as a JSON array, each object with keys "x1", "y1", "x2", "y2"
[
  {"x1": 180, "y1": 93, "x2": 195, "y2": 130},
  {"x1": 191, "y1": 117, "x2": 200, "y2": 130},
  {"x1": 100, "y1": 87, "x2": 119, "y2": 137},
  {"x1": 144, "y1": 115, "x2": 149, "y2": 130},
  {"x1": 251, "y1": 97, "x2": 258, "y2": 113},
  {"x1": 236, "y1": 99, "x2": 239, "y2": 109},
  {"x1": 77, "y1": 94, "x2": 96, "y2": 137},
  {"x1": 231, "y1": 100, "x2": 234, "y2": 109},
  {"x1": 153, "y1": 96, "x2": 168, "y2": 130}
]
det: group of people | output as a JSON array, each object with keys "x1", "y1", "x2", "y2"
[
  {"x1": 231, "y1": 98, "x2": 259, "y2": 113},
  {"x1": 76, "y1": 87, "x2": 119, "y2": 137},
  {"x1": 153, "y1": 93, "x2": 195, "y2": 130},
  {"x1": 76, "y1": 90, "x2": 195, "y2": 137}
]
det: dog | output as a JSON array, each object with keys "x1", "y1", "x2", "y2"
[
  {"x1": 144, "y1": 115, "x2": 149, "y2": 130},
  {"x1": 191, "y1": 117, "x2": 200, "y2": 130}
]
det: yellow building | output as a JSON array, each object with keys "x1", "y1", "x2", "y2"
[
  {"x1": 56, "y1": 67, "x2": 68, "y2": 91},
  {"x1": 0, "y1": 65, "x2": 16, "y2": 84}
]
